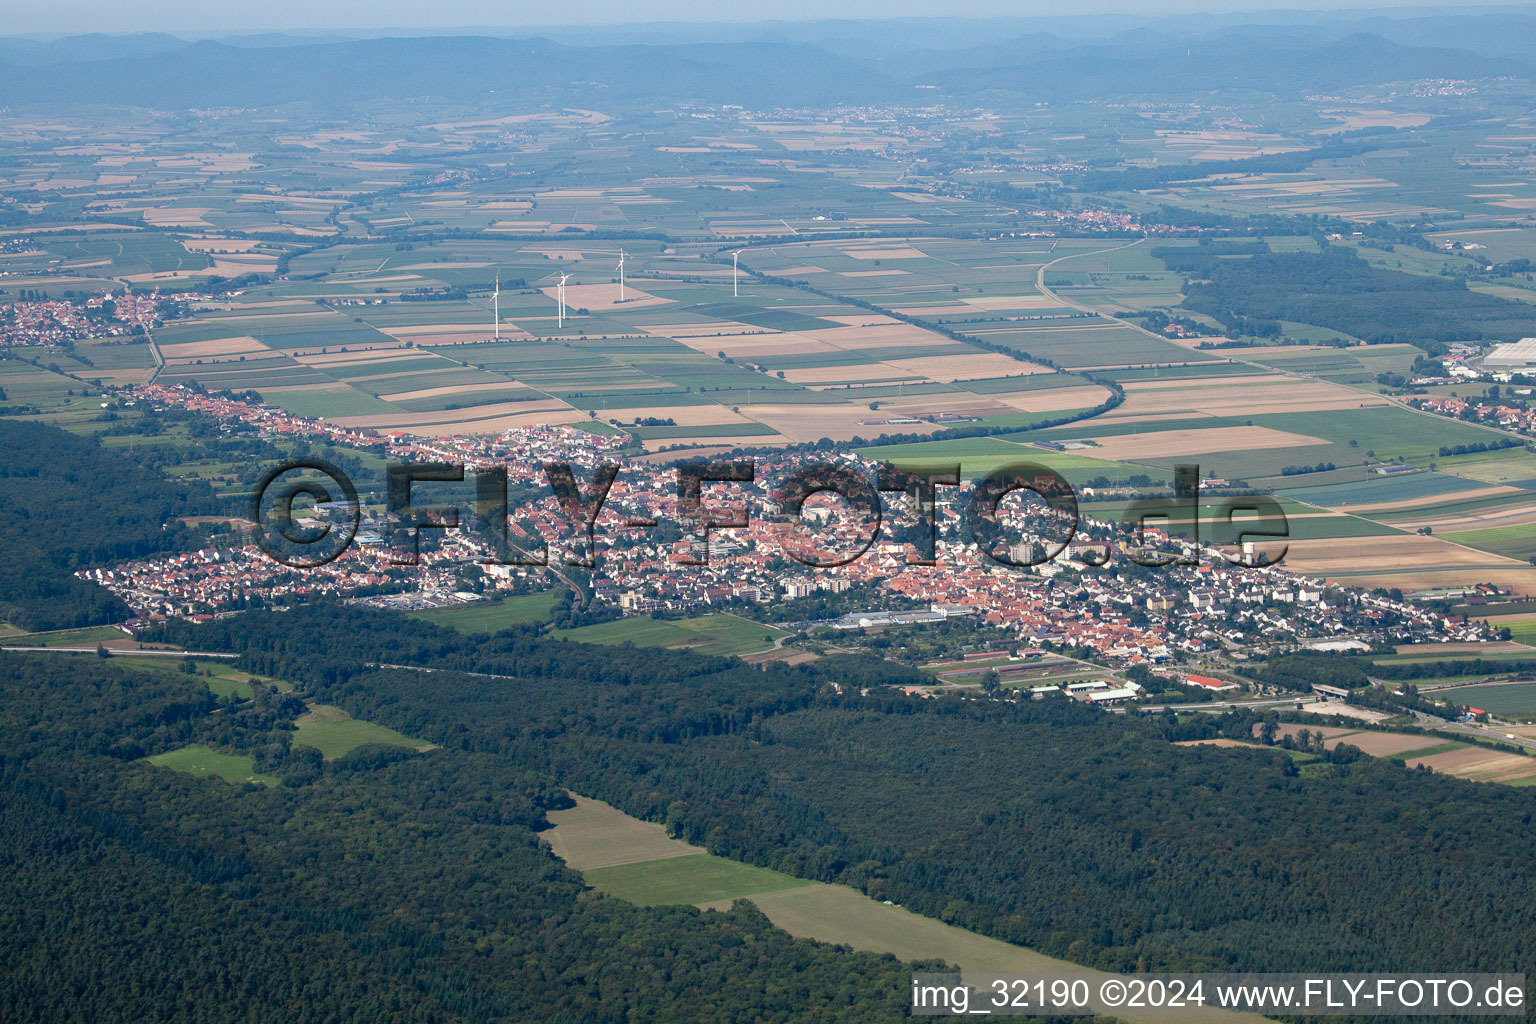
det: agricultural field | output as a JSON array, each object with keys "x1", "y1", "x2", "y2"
[
  {"x1": 408, "y1": 591, "x2": 562, "y2": 632},
  {"x1": 291, "y1": 703, "x2": 432, "y2": 759},
  {"x1": 544, "y1": 795, "x2": 1268, "y2": 1024},
  {"x1": 145, "y1": 237, "x2": 1132, "y2": 442},
  {"x1": 583, "y1": 854, "x2": 812, "y2": 906},
  {"x1": 2, "y1": 625, "x2": 129, "y2": 648},
  {"x1": 1271, "y1": 724, "x2": 1536, "y2": 784},
  {"x1": 1443, "y1": 523, "x2": 1536, "y2": 562},
  {"x1": 6, "y1": 100, "x2": 1535, "y2": 607},
  {"x1": 1440, "y1": 682, "x2": 1536, "y2": 719},
  {"x1": 147, "y1": 745, "x2": 278, "y2": 786},
  {"x1": 553, "y1": 613, "x2": 787, "y2": 657}
]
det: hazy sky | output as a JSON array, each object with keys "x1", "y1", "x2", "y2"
[{"x1": 9, "y1": 0, "x2": 1534, "y2": 34}]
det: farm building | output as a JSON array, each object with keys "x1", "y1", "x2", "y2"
[{"x1": 1185, "y1": 674, "x2": 1240, "y2": 692}]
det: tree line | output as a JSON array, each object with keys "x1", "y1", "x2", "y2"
[{"x1": 151, "y1": 604, "x2": 1536, "y2": 1007}]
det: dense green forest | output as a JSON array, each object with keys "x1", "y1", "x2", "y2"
[
  {"x1": 1155, "y1": 246, "x2": 1536, "y2": 350},
  {"x1": 160, "y1": 606, "x2": 1536, "y2": 994},
  {"x1": 0, "y1": 650, "x2": 937, "y2": 1023},
  {"x1": 0, "y1": 420, "x2": 218, "y2": 629}
]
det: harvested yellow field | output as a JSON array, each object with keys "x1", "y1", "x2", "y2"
[
  {"x1": 642, "y1": 433, "x2": 787, "y2": 451},
  {"x1": 294, "y1": 346, "x2": 413, "y2": 366},
  {"x1": 872, "y1": 395, "x2": 1014, "y2": 418},
  {"x1": 1117, "y1": 378, "x2": 1389, "y2": 417},
  {"x1": 1281, "y1": 536, "x2": 1535, "y2": 594},
  {"x1": 381, "y1": 409, "x2": 588, "y2": 434},
  {"x1": 1330, "y1": 732, "x2": 1440, "y2": 757},
  {"x1": 1085, "y1": 425, "x2": 1324, "y2": 461},
  {"x1": 377, "y1": 381, "x2": 532, "y2": 402},
  {"x1": 1407, "y1": 747, "x2": 1536, "y2": 782},
  {"x1": 158, "y1": 336, "x2": 270, "y2": 361},
  {"x1": 962, "y1": 295, "x2": 1065, "y2": 311},
  {"x1": 808, "y1": 322, "x2": 953, "y2": 350},
  {"x1": 142, "y1": 206, "x2": 212, "y2": 227},
  {"x1": 993, "y1": 385, "x2": 1112, "y2": 413},
  {"x1": 783, "y1": 365, "x2": 919, "y2": 385},
  {"x1": 544, "y1": 795, "x2": 701, "y2": 870},
  {"x1": 331, "y1": 398, "x2": 577, "y2": 430},
  {"x1": 882, "y1": 353, "x2": 1047, "y2": 381},
  {"x1": 1406, "y1": 504, "x2": 1536, "y2": 533},
  {"x1": 820, "y1": 314, "x2": 902, "y2": 327},
  {"x1": 745, "y1": 404, "x2": 945, "y2": 442}
]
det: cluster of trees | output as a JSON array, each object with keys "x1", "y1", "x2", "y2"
[
  {"x1": 0, "y1": 420, "x2": 220, "y2": 629},
  {"x1": 1345, "y1": 682, "x2": 1456, "y2": 720},
  {"x1": 1249, "y1": 651, "x2": 1370, "y2": 691},
  {"x1": 1279, "y1": 461, "x2": 1338, "y2": 476},
  {"x1": 1372, "y1": 658, "x2": 1536, "y2": 681},
  {"x1": 0, "y1": 649, "x2": 929, "y2": 1022},
  {"x1": 1124, "y1": 310, "x2": 1208, "y2": 335},
  {"x1": 151, "y1": 606, "x2": 1536, "y2": 984},
  {"x1": 1439, "y1": 440, "x2": 1521, "y2": 457},
  {"x1": 1158, "y1": 247, "x2": 1536, "y2": 352},
  {"x1": 1488, "y1": 258, "x2": 1534, "y2": 277},
  {"x1": 399, "y1": 285, "x2": 470, "y2": 301}
]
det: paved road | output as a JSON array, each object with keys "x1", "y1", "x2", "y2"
[
  {"x1": 1137, "y1": 696, "x2": 1323, "y2": 713},
  {"x1": 1, "y1": 645, "x2": 236, "y2": 659},
  {"x1": 1408, "y1": 710, "x2": 1536, "y2": 751}
]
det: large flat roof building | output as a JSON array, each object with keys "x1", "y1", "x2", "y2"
[{"x1": 1483, "y1": 338, "x2": 1536, "y2": 369}]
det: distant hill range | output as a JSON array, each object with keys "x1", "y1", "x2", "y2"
[{"x1": 1, "y1": 12, "x2": 1535, "y2": 111}]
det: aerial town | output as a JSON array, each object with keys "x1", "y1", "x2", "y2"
[{"x1": 87, "y1": 382, "x2": 1485, "y2": 676}]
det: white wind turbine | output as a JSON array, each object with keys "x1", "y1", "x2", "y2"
[
  {"x1": 732, "y1": 250, "x2": 743, "y2": 298},
  {"x1": 557, "y1": 273, "x2": 570, "y2": 329},
  {"x1": 616, "y1": 248, "x2": 627, "y2": 303},
  {"x1": 492, "y1": 272, "x2": 500, "y2": 340}
]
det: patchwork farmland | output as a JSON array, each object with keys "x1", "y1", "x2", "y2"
[{"x1": 54, "y1": 228, "x2": 1530, "y2": 596}]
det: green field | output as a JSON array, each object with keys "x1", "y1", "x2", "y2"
[
  {"x1": 409, "y1": 591, "x2": 561, "y2": 633},
  {"x1": 257, "y1": 386, "x2": 399, "y2": 418},
  {"x1": 5, "y1": 625, "x2": 128, "y2": 647},
  {"x1": 1372, "y1": 647, "x2": 1536, "y2": 665},
  {"x1": 292, "y1": 704, "x2": 431, "y2": 759},
  {"x1": 1505, "y1": 619, "x2": 1536, "y2": 646},
  {"x1": 855, "y1": 435, "x2": 1144, "y2": 481},
  {"x1": 147, "y1": 745, "x2": 278, "y2": 786},
  {"x1": 1390, "y1": 740, "x2": 1473, "y2": 760},
  {"x1": 582, "y1": 853, "x2": 811, "y2": 906},
  {"x1": 1443, "y1": 524, "x2": 1536, "y2": 561},
  {"x1": 195, "y1": 662, "x2": 262, "y2": 698},
  {"x1": 1252, "y1": 407, "x2": 1513, "y2": 464},
  {"x1": 555, "y1": 613, "x2": 786, "y2": 657},
  {"x1": 1442, "y1": 683, "x2": 1536, "y2": 717}
]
